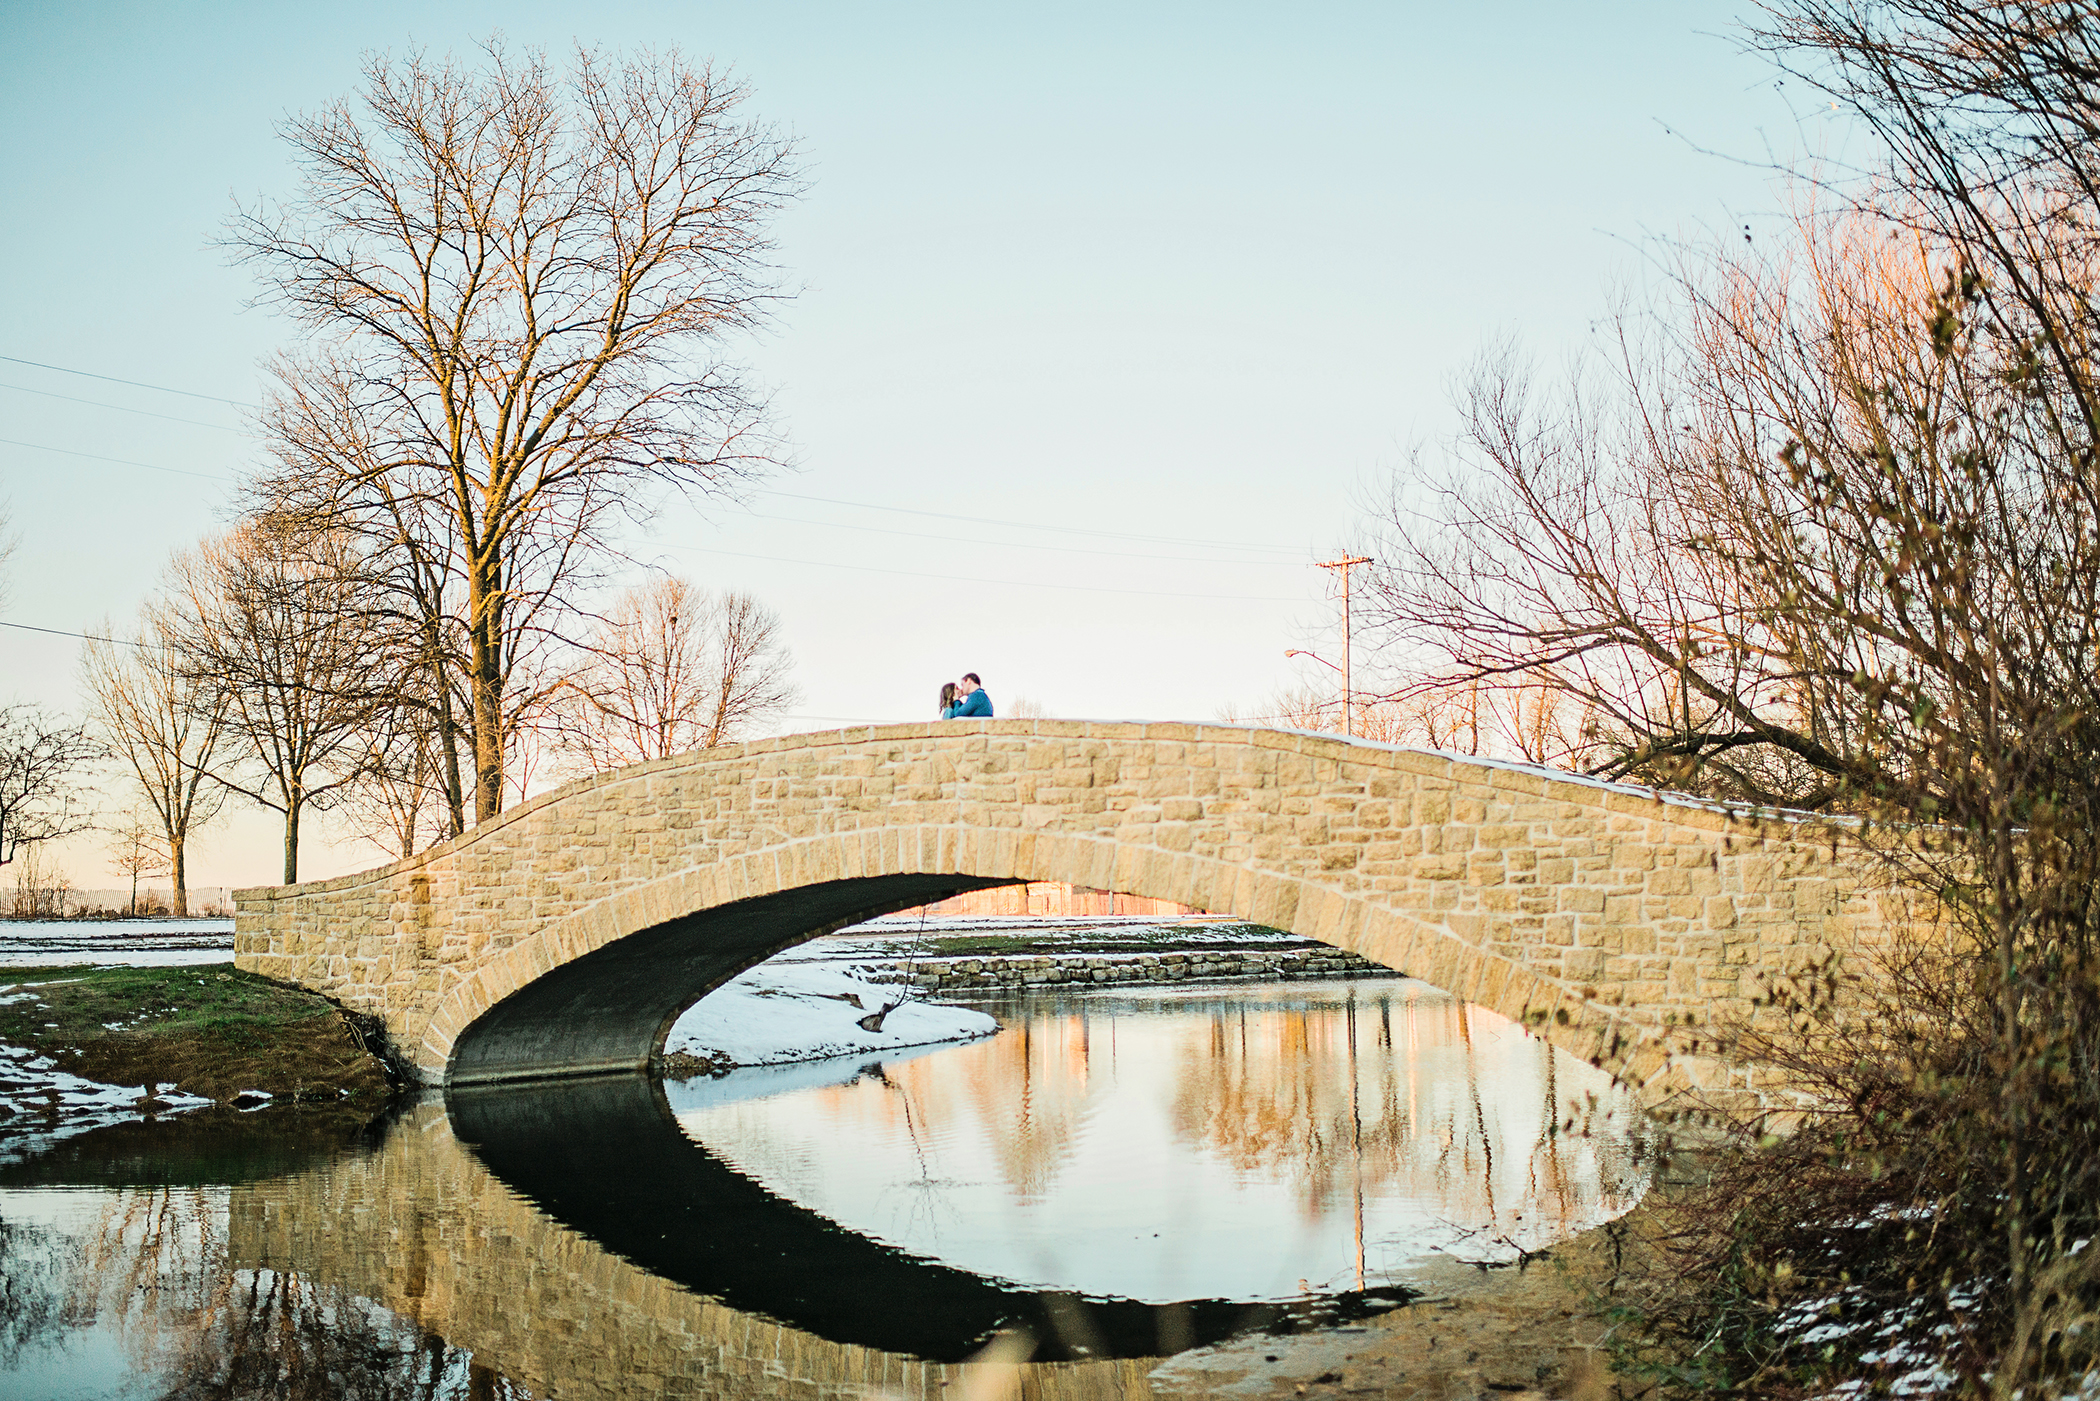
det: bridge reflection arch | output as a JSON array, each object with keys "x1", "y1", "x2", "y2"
[{"x1": 446, "y1": 1072, "x2": 1387, "y2": 1362}]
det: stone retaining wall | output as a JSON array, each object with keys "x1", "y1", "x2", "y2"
[{"x1": 867, "y1": 945, "x2": 1389, "y2": 994}]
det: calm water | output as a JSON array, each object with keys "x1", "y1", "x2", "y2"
[{"x1": 0, "y1": 975, "x2": 1652, "y2": 1399}]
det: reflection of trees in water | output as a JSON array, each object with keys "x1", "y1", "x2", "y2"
[
  {"x1": 71, "y1": 1184, "x2": 227, "y2": 1380},
  {"x1": 0, "y1": 1212, "x2": 80, "y2": 1366},
  {"x1": 817, "y1": 1012, "x2": 1104, "y2": 1200},
  {"x1": 154, "y1": 1267, "x2": 524, "y2": 1401},
  {"x1": 0, "y1": 1186, "x2": 524, "y2": 1400},
  {"x1": 1169, "y1": 987, "x2": 1648, "y2": 1248},
  {"x1": 782, "y1": 983, "x2": 1649, "y2": 1258}
]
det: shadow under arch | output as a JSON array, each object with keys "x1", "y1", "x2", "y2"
[
  {"x1": 445, "y1": 1073, "x2": 1409, "y2": 1362},
  {"x1": 445, "y1": 872, "x2": 1019, "y2": 1083}
]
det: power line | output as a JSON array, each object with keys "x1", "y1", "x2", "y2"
[
  {"x1": 0, "y1": 381, "x2": 247, "y2": 434},
  {"x1": 758, "y1": 488, "x2": 1309, "y2": 557},
  {"x1": 2, "y1": 356, "x2": 1312, "y2": 559},
  {"x1": 0, "y1": 436, "x2": 1314, "y2": 602},
  {"x1": 0, "y1": 355, "x2": 258, "y2": 410},
  {"x1": 0, "y1": 437, "x2": 234, "y2": 483},
  {"x1": 0, "y1": 355, "x2": 1332, "y2": 589},
  {"x1": 0, "y1": 433, "x2": 1314, "y2": 574},
  {"x1": 0, "y1": 619, "x2": 149, "y2": 650},
  {"x1": 658, "y1": 541, "x2": 1304, "y2": 603},
  {"x1": 737, "y1": 508, "x2": 1303, "y2": 567}
]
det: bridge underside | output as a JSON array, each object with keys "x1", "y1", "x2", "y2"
[{"x1": 447, "y1": 874, "x2": 1016, "y2": 1085}]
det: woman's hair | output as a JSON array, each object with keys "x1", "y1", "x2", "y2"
[{"x1": 938, "y1": 681, "x2": 959, "y2": 714}]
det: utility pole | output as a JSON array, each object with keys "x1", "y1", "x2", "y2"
[{"x1": 1316, "y1": 555, "x2": 1371, "y2": 737}]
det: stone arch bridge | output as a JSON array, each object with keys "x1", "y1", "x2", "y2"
[{"x1": 234, "y1": 721, "x2": 1896, "y2": 1106}]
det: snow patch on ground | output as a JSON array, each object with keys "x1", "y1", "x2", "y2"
[
  {"x1": 662, "y1": 1038, "x2": 963, "y2": 1113},
  {"x1": 0, "y1": 1042, "x2": 211, "y2": 1166},
  {"x1": 0, "y1": 919, "x2": 234, "y2": 969},
  {"x1": 664, "y1": 961, "x2": 996, "y2": 1068}
]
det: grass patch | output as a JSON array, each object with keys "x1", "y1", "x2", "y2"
[{"x1": 0, "y1": 962, "x2": 394, "y2": 1107}]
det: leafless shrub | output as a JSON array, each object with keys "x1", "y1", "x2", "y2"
[
  {"x1": 545, "y1": 575, "x2": 797, "y2": 772},
  {"x1": 7, "y1": 843, "x2": 73, "y2": 919}
]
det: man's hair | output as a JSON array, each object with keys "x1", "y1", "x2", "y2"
[{"x1": 963, "y1": 672, "x2": 982, "y2": 685}]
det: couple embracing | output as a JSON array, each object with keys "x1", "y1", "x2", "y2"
[{"x1": 938, "y1": 672, "x2": 993, "y2": 719}]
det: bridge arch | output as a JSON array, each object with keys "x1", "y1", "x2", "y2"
[{"x1": 234, "y1": 721, "x2": 1894, "y2": 1106}]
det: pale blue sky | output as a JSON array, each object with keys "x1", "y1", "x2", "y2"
[{"x1": 0, "y1": 1, "x2": 1836, "y2": 885}]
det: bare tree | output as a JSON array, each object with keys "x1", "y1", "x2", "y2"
[
  {"x1": 1221, "y1": 676, "x2": 1581, "y2": 761},
  {"x1": 1366, "y1": 193, "x2": 2100, "y2": 1398},
  {"x1": 167, "y1": 521, "x2": 374, "y2": 884},
  {"x1": 233, "y1": 40, "x2": 799, "y2": 823},
  {"x1": 0, "y1": 705, "x2": 98, "y2": 870},
  {"x1": 549, "y1": 576, "x2": 796, "y2": 772},
  {"x1": 104, "y1": 811, "x2": 170, "y2": 917},
  {"x1": 81, "y1": 604, "x2": 227, "y2": 916},
  {"x1": 1363, "y1": 264, "x2": 1926, "y2": 811},
  {"x1": 337, "y1": 706, "x2": 452, "y2": 862}
]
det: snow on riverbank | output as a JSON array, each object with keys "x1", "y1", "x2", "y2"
[
  {"x1": 0, "y1": 1042, "x2": 211, "y2": 1166},
  {"x1": 0, "y1": 919, "x2": 234, "y2": 969},
  {"x1": 665, "y1": 961, "x2": 997, "y2": 1069}
]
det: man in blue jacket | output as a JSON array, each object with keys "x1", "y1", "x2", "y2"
[{"x1": 951, "y1": 673, "x2": 993, "y2": 718}]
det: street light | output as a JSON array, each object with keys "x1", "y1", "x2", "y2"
[{"x1": 1287, "y1": 551, "x2": 1372, "y2": 738}]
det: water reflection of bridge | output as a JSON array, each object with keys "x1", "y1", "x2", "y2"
[
  {"x1": 219, "y1": 997, "x2": 1642, "y2": 1398},
  {"x1": 5, "y1": 978, "x2": 1655, "y2": 1398},
  {"x1": 228, "y1": 1095, "x2": 1163, "y2": 1399}
]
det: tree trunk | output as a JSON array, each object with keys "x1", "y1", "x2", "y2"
[
  {"x1": 420, "y1": 609, "x2": 468, "y2": 839},
  {"x1": 282, "y1": 792, "x2": 301, "y2": 886},
  {"x1": 470, "y1": 560, "x2": 505, "y2": 823},
  {"x1": 170, "y1": 835, "x2": 187, "y2": 918},
  {"x1": 435, "y1": 661, "x2": 467, "y2": 839}
]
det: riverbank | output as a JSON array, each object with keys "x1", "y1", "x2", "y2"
[
  {"x1": 868, "y1": 943, "x2": 1389, "y2": 994},
  {"x1": 1156, "y1": 1209, "x2": 1645, "y2": 1400},
  {"x1": 0, "y1": 916, "x2": 237, "y2": 968},
  {"x1": 0, "y1": 964, "x2": 397, "y2": 1155}
]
